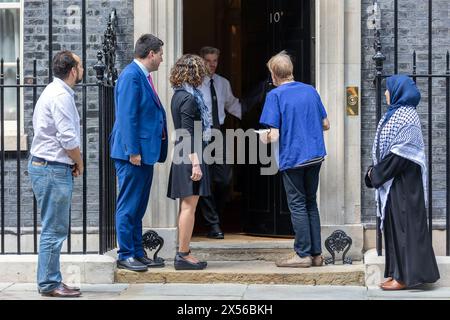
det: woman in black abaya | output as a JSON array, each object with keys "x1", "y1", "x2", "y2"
[{"x1": 365, "y1": 75, "x2": 439, "y2": 290}]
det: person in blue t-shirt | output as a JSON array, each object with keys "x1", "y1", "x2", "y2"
[{"x1": 259, "y1": 51, "x2": 330, "y2": 268}]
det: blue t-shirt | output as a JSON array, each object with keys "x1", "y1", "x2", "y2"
[{"x1": 259, "y1": 82, "x2": 327, "y2": 171}]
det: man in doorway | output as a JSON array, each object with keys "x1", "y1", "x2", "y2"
[
  {"x1": 29, "y1": 50, "x2": 84, "y2": 297},
  {"x1": 110, "y1": 34, "x2": 168, "y2": 271},
  {"x1": 198, "y1": 46, "x2": 244, "y2": 239}
]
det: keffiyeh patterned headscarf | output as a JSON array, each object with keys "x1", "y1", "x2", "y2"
[{"x1": 371, "y1": 75, "x2": 427, "y2": 230}]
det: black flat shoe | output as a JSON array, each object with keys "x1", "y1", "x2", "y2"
[{"x1": 174, "y1": 251, "x2": 207, "y2": 270}]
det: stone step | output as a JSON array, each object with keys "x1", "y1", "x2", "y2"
[
  {"x1": 189, "y1": 234, "x2": 362, "y2": 262},
  {"x1": 115, "y1": 260, "x2": 365, "y2": 286},
  {"x1": 190, "y1": 235, "x2": 294, "y2": 262}
]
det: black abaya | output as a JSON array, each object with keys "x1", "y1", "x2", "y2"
[{"x1": 366, "y1": 153, "x2": 440, "y2": 287}]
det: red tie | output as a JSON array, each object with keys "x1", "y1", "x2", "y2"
[
  {"x1": 147, "y1": 73, "x2": 166, "y2": 140},
  {"x1": 147, "y1": 74, "x2": 158, "y2": 97}
]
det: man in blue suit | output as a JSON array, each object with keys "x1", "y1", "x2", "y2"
[{"x1": 110, "y1": 34, "x2": 168, "y2": 272}]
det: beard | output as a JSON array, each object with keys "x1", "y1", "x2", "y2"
[
  {"x1": 150, "y1": 59, "x2": 161, "y2": 72},
  {"x1": 75, "y1": 74, "x2": 83, "y2": 84},
  {"x1": 73, "y1": 69, "x2": 83, "y2": 84}
]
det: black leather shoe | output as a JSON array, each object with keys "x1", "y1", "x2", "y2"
[
  {"x1": 207, "y1": 225, "x2": 224, "y2": 239},
  {"x1": 207, "y1": 230, "x2": 224, "y2": 239},
  {"x1": 117, "y1": 257, "x2": 148, "y2": 272},
  {"x1": 135, "y1": 256, "x2": 165, "y2": 268},
  {"x1": 174, "y1": 252, "x2": 207, "y2": 270}
]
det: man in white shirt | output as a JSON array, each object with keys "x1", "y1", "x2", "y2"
[
  {"x1": 28, "y1": 51, "x2": 84, "y2": 297},
  {"x1": 198, "y1": 46, "x2": 243, "y2": 239}
]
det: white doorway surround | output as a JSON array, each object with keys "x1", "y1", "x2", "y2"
[{"x1": 133, "y1": 0, "x2": 363, "y2": 260}]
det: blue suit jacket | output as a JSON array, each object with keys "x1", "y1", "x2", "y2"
[{"x1": 110, "y1": 61, "x2": 168, "y2": 165}]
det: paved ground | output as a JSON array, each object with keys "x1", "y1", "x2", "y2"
[{"x1": 0, "y1": 282, "x2": 449, "y2": 300}]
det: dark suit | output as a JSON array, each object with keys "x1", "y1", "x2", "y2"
[{"x1": 110, "y1": 61, "x2": 167, "y2": 261}]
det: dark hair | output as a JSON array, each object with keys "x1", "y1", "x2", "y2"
[
  {"x1": 199, "y1": 46, "x2": 220, "y2": 58},
  {"x1": 134, "y1": 34, "x2": 164, "y2": 58},
  {"x1": 52, "y1": 50, "x2": 78, "y2": 80},
  {"x1": 170, "y1": 54, "x2": 208, "y2": 88}
]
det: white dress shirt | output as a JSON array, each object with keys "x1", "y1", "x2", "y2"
[
  {"x1": 30, "y1": 77, "x2": 80, "y2": 165},
  {"x1": 134, "y1": 59, "x2": 150, "y2": 78},
  {"x1": 199, "y1": 73, "x2": 242, "y2": 125}
]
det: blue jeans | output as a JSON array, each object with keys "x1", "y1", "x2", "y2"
[
  {"x1": 114, "y1": 160, "x2": 154, "y2": 261},
  {"x1": 28, "y1": 160, "x2": 73, "y2": 293},
  {"x1": 282, "y1": 164, "x2": 322, "y2": 258}
]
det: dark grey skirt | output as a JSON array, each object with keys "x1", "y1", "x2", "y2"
[{"x1": 167, "y1": 161, "x2": 211, "y2": 200}]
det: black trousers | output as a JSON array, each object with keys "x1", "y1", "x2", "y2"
[
  {"x1": 198, "y1": 162, "x2": 232, "y2": 226},
  {"x1": 198, "y1": 126, "x2": 232, "y2": 227}
]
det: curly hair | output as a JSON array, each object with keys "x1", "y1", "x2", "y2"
[{"x1": 170, "y1": 54, "x2": 208, "y2": 88}]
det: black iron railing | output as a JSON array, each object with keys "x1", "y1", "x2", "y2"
[
  {"x1": 0, "y1": 55, "x2": 116, "y2": 255},
  {"x1": 95, "y1": 49, "x2": 117, "y2": 254},
  {"x1": 95, "y1": 10, "x2": 118, "y2": 255},
  {"x1": 0, "y1": 9, "x2": 117, "y2": 255}
]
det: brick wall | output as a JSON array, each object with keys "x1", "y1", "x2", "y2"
[
  {"x1": 361, "y1": 0, "x2": 450, "y2": 226},
  {"x1": 2, "y1": 0, "x2": 134, "y2": 232}
]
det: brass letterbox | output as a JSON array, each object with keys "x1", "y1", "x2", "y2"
[{"x1": 346, "y1": 86, "x2": 359, "y2": 116}]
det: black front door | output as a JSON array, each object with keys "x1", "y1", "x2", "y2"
[{"x1": 241, "y1": 0, "x2": 313, "y2": 236}]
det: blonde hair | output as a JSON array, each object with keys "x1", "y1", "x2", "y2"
[
  {"x1": 170, "y1": 54, "x2": 208, "y2": 88},
  {"x1": 267, "y1": 51, "x2": 294, "y2": 82}
]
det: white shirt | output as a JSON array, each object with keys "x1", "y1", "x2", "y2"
[
  {"x1": 133, "y1": 59, "x2": 150, "y2": 78},
  {"x1": 199, "y1": 74, "x2": 242, "y2": 125},
  {"x1": 134, "y1": 59, "x2": 160, "y2": 99},
  {"x1": 30, "y1": 77, "x2": 80, "y2": 165}
]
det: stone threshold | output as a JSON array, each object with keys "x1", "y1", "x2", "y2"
[
  {"x1": 189, "y1": 234, "x2": 362, "y2": 262},
  {"x1": 189, "y1": 235, "x2": 294, "y2": 262},
  {"x1": 191, "y1": 234, "x2": 294, "y2": 249},
  {"x1": 189, "y1": 228, "x2": 364, "y2": 262},
  {"x1": 115, "y1": 260, "x2": 365, "y2": 286}
]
